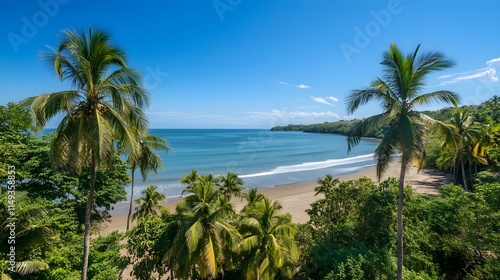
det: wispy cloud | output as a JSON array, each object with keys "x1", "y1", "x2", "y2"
[
  {"x1": 326, "y1": 96, "x2": 338, "y2": 102},
  {"x1": 310, "y1": 96, "x2": 333, "y2": 105},
  {"x1": 310, "y1": 96, "x2": 339, "y2": 105},
  {"x1": 296, "y1": 84, "x2": 311, "y2": 89},
  {"x1": 487, "y1": 58, "x2": 500, "y2": 66},
  {"x1": 275, "y1": 79, "x2": 311, "y2": 89},
  {"x1": 249, "y1": 110, "x2": 340, "y2": 119},
  {"x1": 439, "y1": 58, "x2": 500, "y2": 85}
]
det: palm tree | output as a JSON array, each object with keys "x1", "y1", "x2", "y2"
[
  {"x1": 314, "y1": 174, "x2": 339, "y2": 196},
  {"x1": 238, "y1": 198, "x2": 299, "y2": 280},
  {"x1": 20, "y1": 27, "x2": 148, "y2": 280},
  {"x1": 346, "y1": 43, "x2": 459, "y2": 280},
  {"x1": 217, "y1": 172, "x2": 245, "y2": 199},
  {"x1": 444, "y1": 109, "x2": 488, "y2": 191},
  {"x1": 126, "y1": 133, "x2": 170, "y2": 230},
  {"x1": 167, "y1": 174, "x2": 241, "y2": 279},
  {"x1": 131, "y1": 185, "x2": 167, "y2": 221},
  {"x1": 0, "y1": 191, "x2": 50, "y2": 278},
  {"x1": 180, "y1": 170, "x2": 201, "y2": 187},
  {"x1": 241, "y1": 188, "x2": 265, "y2": 213}
]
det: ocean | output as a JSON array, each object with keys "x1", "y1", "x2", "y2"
[{"x1": 130, "y1": 129, "x2": 380, "y2": 200}]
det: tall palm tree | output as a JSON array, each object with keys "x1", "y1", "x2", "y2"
[
  {"x1": 131, "y1": 185, "x2": 166, "y2": 221},
  {"x1": 314, "y1": 174, "x2": 339, "y2": 196},
  {"x1": 126, "y1": 133, "x2": 170, "y2": 230},
  {"x1": 20, "y1": 27, "x2": 148, "y2": 280},
  {"x1": 217, "y1": 172, "x2": 245, "y2": 199},
  {"x1": 167, "y1": 175, "x2": 241, "y2": 279},
  {"x1": 238, "y1": 198, "x2": 299, "y2": 280},
  {"x1": 444, "y1": 109, "x2": 488, "y2": 191},
  {"x1": 346, "y1": 43, "x2": 459, "y2": 280}
]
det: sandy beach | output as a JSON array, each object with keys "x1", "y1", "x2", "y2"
[{"x1": 103, "y1": 161, "x2": 451, "y2": 233}]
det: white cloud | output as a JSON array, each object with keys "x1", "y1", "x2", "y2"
[
  {"x1": 249, "y1": 110, "x2": 340, "y2": 119},
  {"x1": 326, "y1": 96, "x2": 339, "y2": 102},
  {"x1": 310, "y1": 96, "x2": 332, "y2": 105},
  {"x1": 439, "y1": 58, "x2": 500, "y2": 85},
  {"x1": 486, "y1": 57, "x2": 500, "y2": 66},
  {"x1": 296, "y1": 84, "x2": 311, "y2": 89},
  {"x1": 275, "y1": 79, "x2": 311, "y2": 89}
]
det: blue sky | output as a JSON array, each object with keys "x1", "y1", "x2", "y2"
[{"x1": 2, "y1": 0, "x2": 500, "y2": 128}]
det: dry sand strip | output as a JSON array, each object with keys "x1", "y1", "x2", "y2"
[{"x1": 104, "y1": 161, "x2": 452, "y2": 232}]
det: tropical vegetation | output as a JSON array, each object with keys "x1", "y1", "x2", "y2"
[
  {"x1": 18, "y1": 27, "x2": 152, "y2": 280},
  {"x1": 1, "y1": 99, "x2": 500, "y2": 279},
  {"x1": 345, "y1": 43, "x2": 460, "y2": 279},
  {"x1": 2, "y1": 27, "x2": 500, "y2": 280}
]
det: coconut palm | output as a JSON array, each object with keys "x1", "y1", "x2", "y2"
[
  {"x1": 314, "y1": 174, "x2": 339, "y2": 196},
  {"x1": 167, "y1": 174, "x2": 241, "y2": 279},
  {"x1": 346, "y1": 43, "x2": 459, "y2": 280},
  {"x1": 20, "y1": 27, "x2": 148, "y2": 280},
  {"x1": 126, "y1": 133, "x2": 170, "y2": 230},
  {"x1": 445, "y1": 109, "x2": 488, "y2": 191},
  {"x1": 217, "y1": 172, "x2": 245, "y2": 199},
  {"x1": 0, "y1": 191, "x2": 50, "y2": 278},
  {"x1": 131, "y1": 185, "x2": 166, "y2": 221},
  {"x1": 180, "y1": 169, "x2": 200, "y2": 186},
  {"x1": 238, "y1": 197, "x2": 299, "y2": 280},
  {"x1": 241, "y1": 188, "x2": 265, "y2": 213}
]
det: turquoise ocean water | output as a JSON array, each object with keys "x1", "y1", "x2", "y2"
[{"x1": 129, "y1": 129, "x2": 380, "y2": 200}]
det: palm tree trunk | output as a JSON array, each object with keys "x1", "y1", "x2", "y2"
[
  {"x1": 451, "y1": 166, "x2": 456, "y2": 184},
  {"x1": 469, "y1": 165, "x2": 474, "y2": 191},
  {"x1": 126, "y1": 169, "x2": 135, "y2": 231},
  {"x1": 461, "y1": 163, "x2": 468, "y2": 191},
  {"x1": 81, "y1": 155, "x2": 97, "y2": 280},
  {"x1": 397, "y1": 161, "x2": 407, "y2": 280}
]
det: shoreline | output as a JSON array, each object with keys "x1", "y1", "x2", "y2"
[{"x1": 103, "y1": 161, "x2": 451, "y2": 233}]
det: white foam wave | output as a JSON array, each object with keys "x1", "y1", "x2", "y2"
[{"x1": 240, "y1": 154, "x2": 375, "y2": 178}]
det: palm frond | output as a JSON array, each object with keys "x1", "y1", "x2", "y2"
[
  {"x1": 374, "y1": 124, "x2": 398, "y2": 180},
  {"x1": 346, "y1": 88, "x2": 389, "y2": 114},
  {"x1": 347, "y1": 113, "x2": 386, "y2": 152},
  {"x1": 185, "y1": 221, "x2": 204, "y2": 253},
  {"x1": 411, "y1": 90, "x2": 460, "y2": 108},
  {"x1": 16, "y1": 260, "x2": 49, "y2": 275}
]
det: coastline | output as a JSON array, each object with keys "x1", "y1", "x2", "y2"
[{"x1": 103, "y1": 161, "x2": 451, "y2": 233}]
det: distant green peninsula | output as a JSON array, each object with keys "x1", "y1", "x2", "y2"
[
  {"x1": 270, "y1": 105, "x2": 484, "y2": 138},
  {"x1": 270, "y1": 120, "x2": 386, "y2": 138}
]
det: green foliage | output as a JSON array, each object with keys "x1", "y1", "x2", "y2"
[
  {"x1": 131, "y1": 185, "x2": 166, "y2": 221},
  {"x1": 127, "y1": 214, "x2": 171, "y2": 280},
  {"x1": 166, "y1": 173, "x2": 241, "y2": 279},
  {"x1": 37, "y1": 232, "x2": 128, "y2": 280},
  {"x1": 238, "y1": 198, "x2": 299, "y2": 280},
  {"x1": 0, "y1": 103, "x2": 132, "y2": 279},
  {"x1": 88, "y1": 232, "x2": 129, "y2": 280},
  {"x1": 301, "y1": 178, "x2": 402, "y2": 279},
  {"x1": 299, "y1": 178, "x2": 500, "y2": 279},
  {"x1": 423, "y1": 96, "x2": 500, "y2": 190}
]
